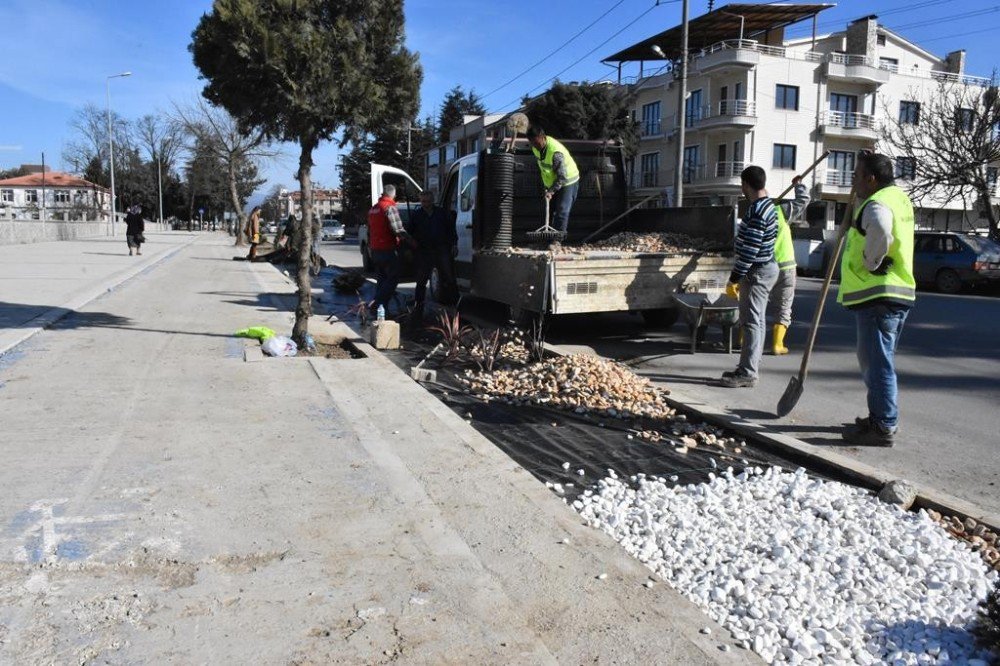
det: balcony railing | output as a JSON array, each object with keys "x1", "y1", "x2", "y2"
[
  {"x1": 701, "y1": 99, "x2": 757, "y2": 119},
  {"x1": 830, "y1": 53, "x2": 873, "y2": 67},
  {"x1": 879, "y1": 62, "x2": 900, "y2": 74},
  {"x1": 826, "y1": 170, "x2": 854, "y2": 187},
  {"x1": 822, "y1": 110, "x2": 876, "y2": 130},
  {"x1": 931, "y1": 70, "x2": 992, "y2": 86},
  {"x1": 715, "y1": 161, "x2": 746, "y2": 179}
]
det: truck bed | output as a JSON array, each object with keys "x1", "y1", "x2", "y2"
[{"x1": 473, "y1": 248, "x2": 732, "y2": 316}]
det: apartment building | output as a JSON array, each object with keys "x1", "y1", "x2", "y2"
[
  {"x1": 0, "y1": 170, "x2": 110, "y2": 221},
  {"x1": 279, "y1": 188, "x2": 343, "y2": 220},
  {"x1": 608, "y1": 4, "x2": 995, "y2": 229}
]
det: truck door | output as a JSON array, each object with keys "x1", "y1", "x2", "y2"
[
  {"x1": 370, "y1": 162, "x2": 422, "y2": 221},
  {"x1": 455, "y1": 154, "x2": 478, "y2": 265}
]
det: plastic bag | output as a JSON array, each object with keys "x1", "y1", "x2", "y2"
[
  {"x1": 235, "y1": 326, "x2": 276, "y2": 341},
  {"x1": 261, "y1": 335, "x2": 298, "y2": 357}
]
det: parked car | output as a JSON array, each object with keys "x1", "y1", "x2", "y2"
[
  {"x1": 913, "y1": 231, "x2": 1000, "y2": 293},
  {"x1": 265, "y1": 222, "x2": 278, "y2": 234},
  {"x1": 321, "y1": 220, "x2": 345, "y2": 241}
]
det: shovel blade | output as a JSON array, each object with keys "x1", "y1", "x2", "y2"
[{"x1": 776, "y1": 375, "x2": 804, "y2": 417}]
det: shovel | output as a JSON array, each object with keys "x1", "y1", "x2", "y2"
[{"x1": 776, "y1": 186, "x2": 856, "y2": 417}]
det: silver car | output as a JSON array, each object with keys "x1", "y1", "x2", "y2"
[{"x1": 321, "y1": 220, "x2": 345, "y2": 241}]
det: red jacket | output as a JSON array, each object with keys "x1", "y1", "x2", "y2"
[{"x1": 368, "y1": 195, "x2": 399, "y2": 251}]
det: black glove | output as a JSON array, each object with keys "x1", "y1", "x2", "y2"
[{"x1": 871, "y1": 256, "x2": 894, "y2": 276}]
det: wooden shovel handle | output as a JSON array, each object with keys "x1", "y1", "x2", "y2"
[{"x1": 797, "y1": 186, "x2": 856, "y2": 383}]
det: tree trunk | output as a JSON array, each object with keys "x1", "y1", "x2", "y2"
[
  {"x1": 228, "y1": 159, "x2": 247, "y2": 246},
  {"x1": 982, "y1": 190, "x2": 1000, "y2": 242},
  {"x1": 292, "y1": 136, "x2": 317, "y2": 347}
]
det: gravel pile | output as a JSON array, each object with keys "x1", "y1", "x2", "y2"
[
  {"x1": 929, "y1": 510, "x2": 1000, "y2": 573},
  {"x1": 462, "y1": 354, "x2": 674, "y2": 420},
  {"x1": 575, "y1": 231, "x2": 726, "y2": 254},
  {"x1": 575, "y1": 466, "x2": 997, "y2": 665}
]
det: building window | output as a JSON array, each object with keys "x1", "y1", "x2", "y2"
[
  {"x1": 775, "y1": 84, "x2": 799, "y2": 111},
  {"x1": 879, "y1": 57, "x2": 899, "y2": 73},
  {"x1": 683, "y1": 146, "x2": 701, "y2": 183},
  {"x1": 958, "y1": 108, "x2": 975, "y2": 131},
  {"x1": 876, "y1": 33, "x2": 886, "y2": 46},
  {"x1": 685, "y1": 89, "x2": 702, "y2": 126},
  {"x1": 773, "y1": 144, "x2": 796, "y2": 170},
  {"x1": 827, "y1": 151, "x2": 855, "y2": 186},
  {"x1": 0, "y1": 189, "x2": 12, "y2": 203},
  {"x1": 640, "y1": 152, "x2": 659, "y2": 188},
  {"x1": 895, "y1": 157, "x2": 916, "y2": 180},
  {"x1": 641, "y1": 101, "x2": 661, "y2": 136},
  {"x1": 899, "y1": 101, "x2": 920, "y2": 125},
  {"x1": 987, "y1": 167, "x2": 998, "y2": 189},
  {"x1": 54, "y1": 190, "x2": 70, "y2": 203},
  {"x1": 25, "y1": 189, "x2": 38, "y2": 203}
]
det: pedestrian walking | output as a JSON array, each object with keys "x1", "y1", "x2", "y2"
[
  {"x1": 367, "y1": 184, "x2": 409, "y2": 313},
  {"x1": 527, "y1": 126, "x2": 580, "y2": 234},
  {"x1": 407, "y1": 190, "x2": 458, "y2": 325},
  {"x1": 125, "y1": 204, "x2": 145, "y2": 256},
  {"x1": 767, "y1": 175, "x2": 811, "y2": 355},
  {"x1": 839, "y1": 151, "x2": 916, "y2": 447},
  {"x1": 720, "y1": 166, "x2": 779, "y2": 388},
  {"x1": 245, "y1": 206, "x2": 262, "y2": 260}
]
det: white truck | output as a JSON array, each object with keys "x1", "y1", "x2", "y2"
[{"x1": 363, "y1": 140, "x2": 735, "y2": 327}]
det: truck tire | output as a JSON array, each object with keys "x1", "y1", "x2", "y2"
[
  {"x1": 508, "y1": 304, "x2": 539, "y2": 329},
  {"x1": 935, "y1": 268, "x2": 962, "y2": 294},
  {"x1": 641, "y1": 308, "x2": 680, "y2": 329}
]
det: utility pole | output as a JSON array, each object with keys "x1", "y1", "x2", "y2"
[
  {"x1": 40, "y1": 152, "x2": 46, "y2": 222},
  {"x1": 673, "y1": 0, "x2": 690, "y2": 207},
  {"x1": 157, "y1": 155, "x2": 164, "y2": 229}
]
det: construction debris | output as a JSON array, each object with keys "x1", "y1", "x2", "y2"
[{"x1": 575, "y1": 231, "x2": 727, "y2": 254}]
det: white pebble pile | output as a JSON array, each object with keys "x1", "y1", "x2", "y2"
[{"x1": 575, "y1": 466, "x2": 997, "y2": 665}]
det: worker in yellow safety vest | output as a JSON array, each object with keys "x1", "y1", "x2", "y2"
[
  {"x1": 838, "y1": 150, "x2": 915, "y2": 448},
  {"x1": 767, "y1": 175, "x2": 810, "y2": 354},
  {"x1": 527, "y1": 126, "x2": 580, "y2": 234}
]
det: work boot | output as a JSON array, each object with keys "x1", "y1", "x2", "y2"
[
  {"x1": 772, "y1": 324, "x2": 789, "y2": 355},
  {"x1": 719, "y1": 369, "x2": 757, "y2": 388},
  {"x1": 842, "y1": 417, "x2": 895, "y2": 447}
]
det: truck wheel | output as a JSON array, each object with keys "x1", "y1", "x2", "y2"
[
  {"x1": 641, "y1": 308, "x2": 680, "y2": 329},
  {"x1": 935, "y1": 268, "x2": 962, "y2": 294},
  {"x1": 361, "y1": 242, "x2": 372, "y2": 272},
  {"x1": 508, "y1": 304, "x2": 539, "y2": 329}
]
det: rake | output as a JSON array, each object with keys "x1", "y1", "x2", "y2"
[{"x1": 526, "y1": 195, "x2": 566, "y2": 243}]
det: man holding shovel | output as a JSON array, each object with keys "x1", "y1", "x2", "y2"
[
  {"x1": 839, "y1": 151, "x2": 916, "y2": 447},
  {"x1": 527, "y1": 126, "x2": 580, "y2": 234}
]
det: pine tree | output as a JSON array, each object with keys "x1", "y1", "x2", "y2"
[
  {"x1": 523, "y1": 81, "x2": 638, "y2": 156},
  {"x1": 438, "y1": 86, "x2": 486, "y2": 144},
  {"x1": 191, "y1": 0, "x2": 422, "y2": 345}
]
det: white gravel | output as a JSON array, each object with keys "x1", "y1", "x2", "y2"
[{"x1": 574, "y1": 466, "x2": 997, "y2": 665}]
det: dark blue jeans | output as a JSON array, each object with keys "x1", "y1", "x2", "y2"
[
  {"x1": 372, "y1": 249, "x2": 400, "y2": 309},
  {"x1": 551, "y1": 181, "x2": 579, "y2": 233},
  {"x1": 855, "y1": 303, "x2": 909, "y2": 431}
]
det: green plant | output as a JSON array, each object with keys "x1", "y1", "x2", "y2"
[
  {"x1": 426, "y1": 309, "x2": 473, "y2": 364},
  {"x1": 528, "y1": 318, "x2": 547, "y2": 363},
  {"x1": 467, "y1": 327, "x2": 503, "y2": 373}
]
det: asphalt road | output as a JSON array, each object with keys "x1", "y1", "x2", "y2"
[{"x1": 320, "y1": 239, "x2": 1000, "y2": 516}]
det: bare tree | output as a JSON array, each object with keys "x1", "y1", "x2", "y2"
[
  {"x1": 174, "y1": 99, "x2": 276, "y2": 244},
  {"x1": 62, "y1": 103, "x2": 132, "y2": 178},
  {"x1": 880, "y1": 76, "x2": 1000, "y2": 240}
]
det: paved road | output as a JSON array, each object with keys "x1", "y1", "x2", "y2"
[{"x1": 319, "y1": 240, "x2": 1000, "y2": 516}]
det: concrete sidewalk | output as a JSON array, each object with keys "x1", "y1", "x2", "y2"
[
  {"x1": 0, "y1": 231, "x2": 201, "y2": 355},
  {"x1": 0, "y1": 236, "x2": 754, "y2": 663}
]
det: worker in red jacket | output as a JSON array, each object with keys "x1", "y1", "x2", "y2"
[{"x1": 367, "y1": 184, "x2": 409, "y2": 312}]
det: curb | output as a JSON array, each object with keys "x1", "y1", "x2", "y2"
[
  {"x1": 544, "y1": 342, "x2": 1000, "y2": 534},
  {"x1": 0, "y1": 235, "x2": 200, "y2": 357}
]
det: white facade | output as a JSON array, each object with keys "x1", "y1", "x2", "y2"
[
  {"x1": 628, "y1": 16, "x2": 995, "y2": 229},
  {"x1": 278, "y1": 188, "x2": 343, "y2": 220},
  {"x1": 0, "y1": 171, "x2": 110, "y2": 221}
]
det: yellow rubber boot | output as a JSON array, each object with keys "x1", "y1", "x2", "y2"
[{"x1": 772, "y1": 324, "x2": 789, "y2": 355}]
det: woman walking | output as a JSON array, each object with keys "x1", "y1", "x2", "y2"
[{"x1": 125, "y1": 204, "x2": 145, "y2": 256}]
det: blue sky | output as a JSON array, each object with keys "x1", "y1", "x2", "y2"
[{"x1": 1, "y1": 0, "x2": 997, "y2": 206}]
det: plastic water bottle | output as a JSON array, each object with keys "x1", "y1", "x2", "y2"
[{"x1": 376, "y1": 305, "x2": 385, "y2": 322}]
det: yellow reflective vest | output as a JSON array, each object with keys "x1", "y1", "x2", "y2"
[
  {"x1": 774, "y1": 206, "x2": 796, "y2": 271},
  {"x1": 531, "y1": 137, "x2": 580, "y2": 190},
  {"x1": 837, "y1": 185, "x2": 916, "y2": 307}
]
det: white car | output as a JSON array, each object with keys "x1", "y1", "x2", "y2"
[{"x1": 321, "y1": 221, "x2": 345, "y2": 241}]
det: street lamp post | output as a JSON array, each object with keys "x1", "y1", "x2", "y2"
[{"x1": 106, "y1": 71, "x2": 131, "y2": 235}]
